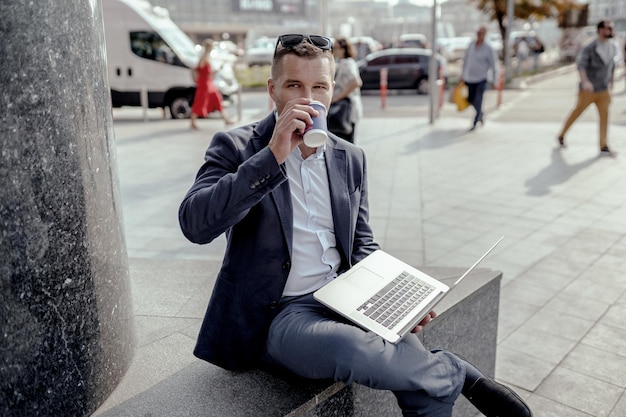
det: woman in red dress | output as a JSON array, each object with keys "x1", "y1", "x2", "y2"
[{"x1": 190, "y1": 39, "x2": 234, "y2": 129}]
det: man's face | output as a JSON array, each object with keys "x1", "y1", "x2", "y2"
[
  {"x1": 476, "y1": 28, "x2": 486, "y2": 42},
  {"x1": 600, "y1": 22, "x2": 614, "y2": 39},
  {"x1": 269, "y1": 54, "x2": 334, "y2": 115}
]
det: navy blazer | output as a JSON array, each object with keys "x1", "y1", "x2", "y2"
[{"x1": 179, "y1": 113, "x2": 379, "y2": 370}]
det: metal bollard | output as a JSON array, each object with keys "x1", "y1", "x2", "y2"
[
  {"x1": 140, "y1": 84, "x2": 148, "y2": 122},
  {"x1": 380, "y1": 68, "x2": 388, "y2": 109},
  {"x1": 497, "y1": 68, "x2": 505, "y2": 108},
  {"x1": 438, "y1": 66, "x2": 445, "y2": 109}
]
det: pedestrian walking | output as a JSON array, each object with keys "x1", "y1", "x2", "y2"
[
  {"x1": 190, "y1": 39, "x2": 234, "y2": 129},
  {"x1": 623, "y1": 36, "x2": 626, "y2": 92},
  {"x1": 329, "y1": 37, "x2": 363, "y2": 143},
  {"x1": 557, "y1": 19, "x2": 618, "y2": 156},
  {"x1": 460, "y1": 24, "x2": 498, "y2": 131},
  {"x1": 515, "y1": 38, "x2": 530, "y2": 75}
]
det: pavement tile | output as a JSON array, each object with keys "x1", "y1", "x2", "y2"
[
  {"x1": 581, "y1": 323, "x2": 626, "y2": 355},
  {"x1": 525, "y1": 393, "x2": 596, "y2": 417},
  {"x1": 531, "y1": 254, "x2": 590, "y2": 279},
  {"x1": 562, "y1": 272, "x2": 626, "y2": 305},
  {"x1": 536, "y1": 367, "x2": 623, "y2": 417},
  {"x1": 491, "y1": 269, "x2": 525, "y2": 291},
  {"x1": 497, "y1": 299, "x2": 541, "y2": 337},
  {"x1": 129, "y1": 258, "x2": 217, "y2": 317},
  {"x1": 498, "y1": 317, "x2": 521, "y2": 342},
  {"x1": 495, "y1": 347, "x2": 555, "y2": 391},
  {"x1": 93, "y1": 332, "x2": 197, "y2": 416},
  {"x1": 593, "y1": 253, "x2": 626, "y2": 273},
  {"x1": 562, "y1": 343, "x2": 626, "y2": 388},
  {"x1": 561, "y1": 228, "x2": 623, "y2": 252},
  {"x1": 499, "y1": 327, "x2": 577, "y2": 365},
  {"x1": 609, "y1": 392, "x2": 626, "y2": 417},
  {"x1": 496, "y1": 240, "x2": 554, "y2": 266},
  {"x1": 578, "y1": 262, "x2": 626, "y2": 286},
  {"x1": 544, "y1": 291, "x2": 609, "y2": 321},
  {"x1": 523, "y1": 307, "x2": 596, "y2": 341},
  {"x1": 501, "y1": 277, "x2": 560, "y2": 308},
  {"x1": 603, "y1": 302, "x2": 626, "y2": 331},
  {"x1": 513, "y1": 266, "x2": 572, "y2": 292},
  {"x1": 133, "y1": 315, "x2": 200, "y2": 348}
]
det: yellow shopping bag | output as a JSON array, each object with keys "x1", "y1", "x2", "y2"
[{"x1": 450, "y1": 82, "x2": 470, "y2": 112}]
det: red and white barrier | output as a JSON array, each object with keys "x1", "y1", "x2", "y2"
[{"x1": 380, "y1": 68, "x2": 388, "y2": 109}]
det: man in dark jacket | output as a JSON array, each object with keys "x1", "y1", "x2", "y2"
[
  {"x1": 179, "y1": 34, "x2": 531, "y2": 417},
  {"x1": 558, "y1": 19, "x2": 618, "y2": 155}
]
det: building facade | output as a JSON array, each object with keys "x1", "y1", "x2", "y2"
[{"x1": 153, "y1": 0, "x2": 492, "y2": 47}]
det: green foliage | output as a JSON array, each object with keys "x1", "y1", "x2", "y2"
[{"x1": 471, "y1": 0, "x2": 585, "y2": 37}]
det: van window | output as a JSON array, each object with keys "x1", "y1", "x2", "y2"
[{"x1": 130, "y1": 31, "x2": 185, "y2": 67}]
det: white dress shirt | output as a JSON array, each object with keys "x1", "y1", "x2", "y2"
[{"x1": 282, "y1": 145, "x2": 341, "y2": 296}]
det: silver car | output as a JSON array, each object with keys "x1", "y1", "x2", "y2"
[{"x1": 245, "y1": 37, "x2": 276, "y2": 67}]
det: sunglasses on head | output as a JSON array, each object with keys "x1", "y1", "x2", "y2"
[{"x1": 276, "y1": 34, "x2": 333, "y2": 51}]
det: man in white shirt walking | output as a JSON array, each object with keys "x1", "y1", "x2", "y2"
[{"x1": 460, "y1": 24, "x2": 498, "y2": 131}]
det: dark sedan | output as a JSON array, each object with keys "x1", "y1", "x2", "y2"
[{"x1": 358, "y1": 48, "x2": 447, "y2": 94}]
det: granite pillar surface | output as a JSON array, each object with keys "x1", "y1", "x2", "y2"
[{"x1": 0, "y1": 1, "x2": 134, "y2": 415}]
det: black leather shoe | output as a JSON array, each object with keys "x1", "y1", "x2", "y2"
[{"x1": 465, "y1": 378, "x2": 532, "y2": 417}]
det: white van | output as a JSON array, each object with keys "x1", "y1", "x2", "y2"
[{"x1": 101, "y1": 0, "x2": 239, "y2": 118}]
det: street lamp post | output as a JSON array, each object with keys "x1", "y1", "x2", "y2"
[
  {"x1": 504, "y1": 0, "x2": 514, "y2": 83},
  {"x1": 429, "y1": 0, "x2": 439, "y2": 124},
  {"x1": 320, "y1": 0, "x2": 329, "y2": 35}
]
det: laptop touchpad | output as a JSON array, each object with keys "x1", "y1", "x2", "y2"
[{"x1": 344, "y1": 267, "x2": 384, "y2": 289}]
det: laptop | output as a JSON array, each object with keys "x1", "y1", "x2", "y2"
[{"x1": 313, "y1": 237, "x2": 504, "y2": 344}]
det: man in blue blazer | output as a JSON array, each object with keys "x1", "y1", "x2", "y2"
[{"x1": 179, "y1": 34, "x2": 531, "y2": 417}]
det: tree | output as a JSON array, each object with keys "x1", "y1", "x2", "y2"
[{"x1": 470, "y1": 0, "x2": 586, "y2": 43}]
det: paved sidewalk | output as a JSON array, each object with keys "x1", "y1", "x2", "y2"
[{"x1": 96, "y1": 68, "x2": 626, "y2": 416}]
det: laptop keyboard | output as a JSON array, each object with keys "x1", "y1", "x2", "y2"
[{"x1": 356, "y1": 271, "x2": 435, "y2": 330}]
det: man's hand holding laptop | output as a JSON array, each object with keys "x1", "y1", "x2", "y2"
[{"x1": 411, "y1": 310, "x2": 437, "y2": 333}]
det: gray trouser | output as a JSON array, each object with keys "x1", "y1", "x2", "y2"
[{"x1": 263, "y1": 294, "x2": 466, "y2": 417}]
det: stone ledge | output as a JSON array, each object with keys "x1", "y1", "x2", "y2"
[{"x1": 99, "y1": 262, "x2": 500, "y2": 417}]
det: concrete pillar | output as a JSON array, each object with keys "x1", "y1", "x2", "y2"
[{"x1": 0, "y1": 1, "x2": 134, "y2": 415}]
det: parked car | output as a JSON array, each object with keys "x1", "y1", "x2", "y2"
[
  {"x1": 487, "y1": 32, "x2": 503, "y2": 57},
  {"x1": 245, "y1": 37, "x2": 276, "y2": 66},
  {"x1": 358, "y1": 48, "x2": 447, "y2": 95},
  {"x1": 397, "y1": 33, "x2": 429, "y2": 49},
  {"x1": 349, "y1": 36, "x2": 383, "y2": 61},
  {"x1": 438, "y1": 36, "x2": 472, "y2": 62}
]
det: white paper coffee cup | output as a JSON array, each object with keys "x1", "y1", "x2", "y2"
[{"x1": 303, "y1": 101, "x2": 328, "y2": 147}]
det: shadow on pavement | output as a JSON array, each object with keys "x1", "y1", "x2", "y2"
[
  {"x1": 524, "y1": 147, "x2": 599, "y2": 196},
  {"x1": 403, "y1": 127, "x2": 471, "y2": 154}
]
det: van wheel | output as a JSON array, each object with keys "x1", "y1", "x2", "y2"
[
  {"x1": 417, "y1": 78, "x2": 429, "y2": 95},
  {"x1": 169, "y1": 97, "x2": 191, "y2": 119}
]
